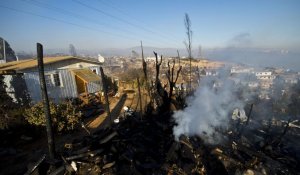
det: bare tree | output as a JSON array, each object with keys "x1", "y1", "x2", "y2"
[
  {"x1": 69, "y1": 44, "x2": 77, "y2": 56},
  {"x1": 183, "y1": 13, "x2": 193, "y2": 92},
  {"x1": 166, "y1": 59, "x2": 182, "y2": 106}
]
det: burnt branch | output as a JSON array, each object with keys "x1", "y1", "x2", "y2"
[
  {"x1": 141, "y1": 41, "x2": 147, "y2": 81},
  {"x1": 174, "y1": 66, "x2": 182, "y2": 84},
  {"x1": 166, "y1": 57, "x2": 182, "y2": 109},
  {"x1": 154, "y1": 52, "x2": 162, "y2": 84}
]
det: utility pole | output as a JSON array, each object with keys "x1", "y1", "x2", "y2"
[{"x1": 37, "y1": 43, "x2": 55, "y2": 160}]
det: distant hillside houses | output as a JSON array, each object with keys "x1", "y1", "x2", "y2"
[
  {"x1": 230, "y1": 64, "x2": 300, "y2": 99},
  {"x1": 0, "y1": 56, "x2": 103, "y2": 104}
]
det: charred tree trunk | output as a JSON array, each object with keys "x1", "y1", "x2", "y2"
[
  {"x1": 154, "y1": 51, "x2": 162, "y2": 88},
  {"x1": 153, "y1": 52, "x2": 168, "y2": 111},
  {"x1": 137, "y1": 77, "x2": 143, "y2": 118},
  {"x1": 141, "y1": 41, "x2": 153, "y2": 113}
]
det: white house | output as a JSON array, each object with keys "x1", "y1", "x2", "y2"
[
  {"x1": 230, "y1": 66, "x2": 254, "y2": 74},
  {"x1": 0, "y1": 56, "x2": 103, "y2": 103},
  {"x1": 255, "y1": 71, "x2": 276, "y2": 80},
  {"x1": 281, "y1": 73, "x2": 299, "y2": 84},
  {"x1": 254, "y1": 71, "x2": 276, "y2": 89},
  {"x1": 98, "y1": 54, "x2": 105, "y2": 63}
]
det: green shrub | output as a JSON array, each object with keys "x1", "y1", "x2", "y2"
[{"x1": 24, "y1": 100, "x2": 82, "y2": 133}]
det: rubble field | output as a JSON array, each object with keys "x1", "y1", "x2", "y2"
[{"x1": 23, "y1": 110, "x2": 300, "y2": 175}]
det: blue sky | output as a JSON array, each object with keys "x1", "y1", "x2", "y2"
[{"x1": 0, "y1": 0, "x2": 299, "y2": 52}]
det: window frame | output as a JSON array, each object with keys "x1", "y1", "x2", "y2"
[{"x1": 44, "y1": 72, "x2": 63, "y2": 87}]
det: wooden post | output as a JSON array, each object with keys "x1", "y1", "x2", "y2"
[
  {"x1": 36, "y1": 43, "x2": 55, "y2": 160},
  {"x1": 84, "y1": 82, "x2": 88, "y2": 103},
  {"x1": 100, "y1": 67, "x2": 111, "y2": 124}
]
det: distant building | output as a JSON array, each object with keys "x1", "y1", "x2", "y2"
[
  {"x1": 146, "y1": 56, "x2": 158, "y2": 62},
  {"x1": 255, "y1": 70, "x2": 276, "y2": 89},
  {"x1": 255, "y1": 71, "x2": 276, "y2": 80},
  {"x1": 281, "y1": 73, "x2": 299, "y2": 84},
  {"x1": 230, "y1": 66, "x2": 254, "y2": 74},
  {"x1": 98, "y1": 54, "x2": 105, "y2": 63},
  {"x1": 248, "y1": 82, "x2": 259, "y2": 88},
  {"x1": 204, "y1": 69, "x2": 218, "y2": 76},
  {"x1": 0, "y1": 56, "x2": 103, "y2": 103}
]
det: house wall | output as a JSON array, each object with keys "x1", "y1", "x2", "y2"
[
  {"x1": 87, "y1": 81, "x2": 102, "y2": 93},
  {"x1": 23, "y1": 69, "x2": 78, "y2": 103}
]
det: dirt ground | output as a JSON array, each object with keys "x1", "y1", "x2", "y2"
[{"x1": 87, "y1": 90, "x2": 149, "y2": 131}]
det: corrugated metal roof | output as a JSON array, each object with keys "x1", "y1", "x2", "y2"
[
  {"x1": 72, "y1": 69, "x2": 101, "y2": 83},
  {"x1": 0, "y1": 56, "x2": 101, "y2": 74}
]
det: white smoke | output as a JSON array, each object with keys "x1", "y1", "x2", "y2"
[{"x1": 173, "y1": 74, "x2": 247, "y2": 144}]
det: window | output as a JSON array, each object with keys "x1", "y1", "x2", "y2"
[
  {"x1": 53, "y1": 73, "x2": 61, "y2": 87},
  {"x1": 45, "y1": 73, "x2": 62, "y2": 87},
  {"x1": 45, "y1": 74, "x2": 52, "y2": 87},
  {"x1": 91, "y1": 68, "x2": 98, "y2": 74}
]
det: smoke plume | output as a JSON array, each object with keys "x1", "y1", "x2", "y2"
[{"x1": 173, "y1": 73, "x2": 248, "y2": 144}]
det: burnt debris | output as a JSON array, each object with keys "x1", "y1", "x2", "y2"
[{"x1": 25, "y1": 109, "x2": 300, "y2": 175}]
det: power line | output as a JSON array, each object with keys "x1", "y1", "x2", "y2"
[
  {"x1": 0, "y1": 5, "x2": 134, "y2": 41},
  {"x1": 22, "y1": 0, "x2": 132, "y2": 36},
  {"x1": 97, "y1": 0, "x2": 182, "y2": 42},
  {"x1": 20, "y1": 0, "x2": 174, "y2": 47},
  {"x1": 72, "y1": 0, "x2": 179, "y2": 47}
]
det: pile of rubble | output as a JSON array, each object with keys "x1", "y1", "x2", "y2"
[
  {"x1": 26, "y1": 111, "x2": 300, "y2": 175},
  {"x1": 47, "y1": 112, "x2": 175, "y2": 174}
]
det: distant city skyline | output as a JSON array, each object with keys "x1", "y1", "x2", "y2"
[{"x1": 0, "y1": 0, "x2": 299, "y2": 52}]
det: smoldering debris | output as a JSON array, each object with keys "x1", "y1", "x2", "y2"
[{"x1": 23, "y1": 109, "x2": 300, "y2": 175}]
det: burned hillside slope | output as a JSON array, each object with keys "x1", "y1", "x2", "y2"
[{"x1": 35, "y1": 110, "x2": 299, "y2": 175}]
